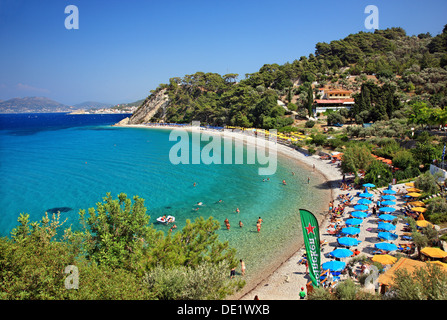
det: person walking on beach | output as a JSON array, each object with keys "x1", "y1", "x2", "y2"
[
  {"x1": 230, "y1": 267, "x2": 236, "y2": 279},
  {"x1": 299, "y1": 287, "x2": 306, "y2": 300},
  {"x1": 240, "y1": 259, "x2": 246, "y2": 276},
  {"x1": 307, "y1": 177, "x2": 310, "y2": 184}
]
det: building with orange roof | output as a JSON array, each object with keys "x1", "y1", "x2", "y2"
[{"x1": 377, "y1": 258, "x2": 428, "y2": 294}]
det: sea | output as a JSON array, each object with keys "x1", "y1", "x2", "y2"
[{"x1": 0, "y1": 113, "x2": 329, "y2": 283}]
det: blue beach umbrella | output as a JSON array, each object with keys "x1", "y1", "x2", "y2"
[
  {"x1": 357, "y1": 198, "x2": 372, "y2": 205},
  {"x1": 351, "y1": 211, "x2": 367, "y2": 219},
  {"x1": 375, "y1": 242, "x2": 398, "y2": 252},
  {"x1": 379, "y1": 207, "x2": 396, "y2": 213},
  {"x1": 322, "y1": 260, "x2": 346, "y2": 272},
  {"x1": 354, "y1": 204, "x2": 369, "y2": 211},
  {"x1": 378, "y1": 232, "x2": 398, "y2": 241},
  {"x1": 330, "y1": 248, "x2": 353, "y2": 258},
  {"x1": 346, "y1": 218, "x2": 363, "y2": 226},
  {"x1": 379, "y1": 214, "x2": 396, "y2": 221},
  {"x1": 359, "y1": 193, "x2": 374, "y2": 198},
  {"x1": 338, "y1": 237, "x2": 361, "y2": 247},
  {"x1": 378, "y1": 222, "x2": 396, "y2": 231},
  {"x1": 363, "y1": 183, "x2": 375, "y2": 188},
  {"x1": 342, "y1": 227, "x2": 361, "y2": 235},
  {"x1": 383, "y1": 189, "x2": 396, "y2": 194},
  {"x1": 381, "y1": 200, "x2": 396, "y2": 206},
  {"x1": 381, "y1": 195, "x2": 397, "y2": 200}
]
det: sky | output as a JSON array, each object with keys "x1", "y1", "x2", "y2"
[{"x1": 0, "y1": 0, "x2": 446, "y2": 105}]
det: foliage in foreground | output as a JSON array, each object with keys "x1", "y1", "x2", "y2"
[
  {"x1": 386, "y1": 263, "x2": 447, "y2": 300},
  {"x1": 0, "y1": 193, "x2": 244, "y2": 300}
]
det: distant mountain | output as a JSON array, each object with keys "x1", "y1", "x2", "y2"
[
  {"x1": 0, "y1": 97, "x2": 79, "y2": 113},
  {"x1": 74, "y1": 101, "x2": 115, "y2": 109}
]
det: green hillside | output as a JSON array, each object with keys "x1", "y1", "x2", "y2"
[{"x1": 144, "y1": 25, "x2": 447, "y2": 129}]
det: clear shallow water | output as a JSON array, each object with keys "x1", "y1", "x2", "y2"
[{"x1": 0, "y1": 113, "x2": 329, "y2": 280}]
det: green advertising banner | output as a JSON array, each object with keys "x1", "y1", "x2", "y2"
[{"x1": 299, "y1": 209, "x2": 321, "y2": 288}]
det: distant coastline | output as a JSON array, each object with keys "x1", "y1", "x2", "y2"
[{"x1": 67, "y1": 110, "x2": 134, "y2": 115}]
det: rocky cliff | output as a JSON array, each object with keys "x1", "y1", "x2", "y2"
[{"x1": 118, "y1": 88, "x2": 169, "y2": 125}]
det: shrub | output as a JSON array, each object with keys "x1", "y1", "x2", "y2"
[
  {"x1": 305, "y1": 120, "x2": 316, "y2": 128},
  {"x1": 146, "y1": 262, "x2": 244, "y2": 300},
  {"x1": 415, "y1": 172, "x2": 439, "y2": 194}
]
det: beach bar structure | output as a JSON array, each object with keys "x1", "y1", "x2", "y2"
[{"x1": 377, "y1": 258, "x2": 428, "y2": 294}]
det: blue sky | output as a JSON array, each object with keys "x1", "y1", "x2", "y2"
[{"x1": 0, "y1": 0, "x2": 446, "y2": 105}]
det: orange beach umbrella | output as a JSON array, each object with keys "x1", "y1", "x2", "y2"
[
  {"x1": 372, "y1": 254, "x2": 397, "y2": 265},
  {"x1": 421, "y1": 247, "x2": 447, "y2": 259},
  {"x1": 409, "y1": 201, "x2": 425, "y2": 207},
  {"x1": 407, "y1": 192, "x2": 422, "y2": 197},
  {"x1": 416, "y1": 220, "x2": 433, "y2": 228}
]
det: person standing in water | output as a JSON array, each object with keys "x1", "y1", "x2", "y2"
[{"x1": 240, "y1": 259, "x2": 246, "y2": 276}]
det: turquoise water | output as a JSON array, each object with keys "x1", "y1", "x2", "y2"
[{"x1": 0, "y1": 115, "x2": 329, "y2": 281}]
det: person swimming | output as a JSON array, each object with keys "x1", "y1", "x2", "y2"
[
  {"x1": 282, "y1": 179, "x2": 287, "y2": 185},
  {"x1": 236, "y1": 208, "x2": 240, "y2": 213}
]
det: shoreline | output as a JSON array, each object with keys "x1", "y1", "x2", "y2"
[{"x1": 114, "y1": 123, "x2": 343, "y2": 299}]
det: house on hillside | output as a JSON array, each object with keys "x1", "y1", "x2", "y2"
[{"x1": 313, "y1": 88, "x2": 354, "y2": 114}]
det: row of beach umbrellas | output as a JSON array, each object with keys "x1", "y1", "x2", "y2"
[
  {"x1": 377, "y1": 187, "x2": 399, "y2": 245},
  {"x1": 323, "y1": 182, "x2": 414, "y2": 271},
  {"x1": 327, "y1": 183, "x2": 399, "y2": 269},
  {"x1": 324, "y1": 182, "x2": 433, "y2": 271}
]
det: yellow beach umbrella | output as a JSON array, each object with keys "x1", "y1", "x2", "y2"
[
  {"x1": 421, "y1": 247, "x2": 447, "y2": 259},
  {"x1": 405, "y1": 182, "x2": 415, "y2": 187},
  {"x1": 416, "y1": 220, "x2": 433, "y2": 228},
  {"x1": 427, "y1": 261, "x2": 447, "y2": 271},
  {"x1": 407, "y1": 188, "x2": 422, "y2": 192},
  {"x1": 409, "y1": 201, "x2": 425, "y2": 207},
  {"x1": 407, "y1": 192, "x2": 422, "y2": 197},
  {"x1": 411, "y1": 207, "x2": 427, "y2": 213},
  {"x1": 372, "y1": 254, "x2": 397, "y2": 265}
]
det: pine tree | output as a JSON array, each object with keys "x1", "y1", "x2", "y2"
[{"x1": 307, "y1": 85, "x2": 314, "y2": 117}]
